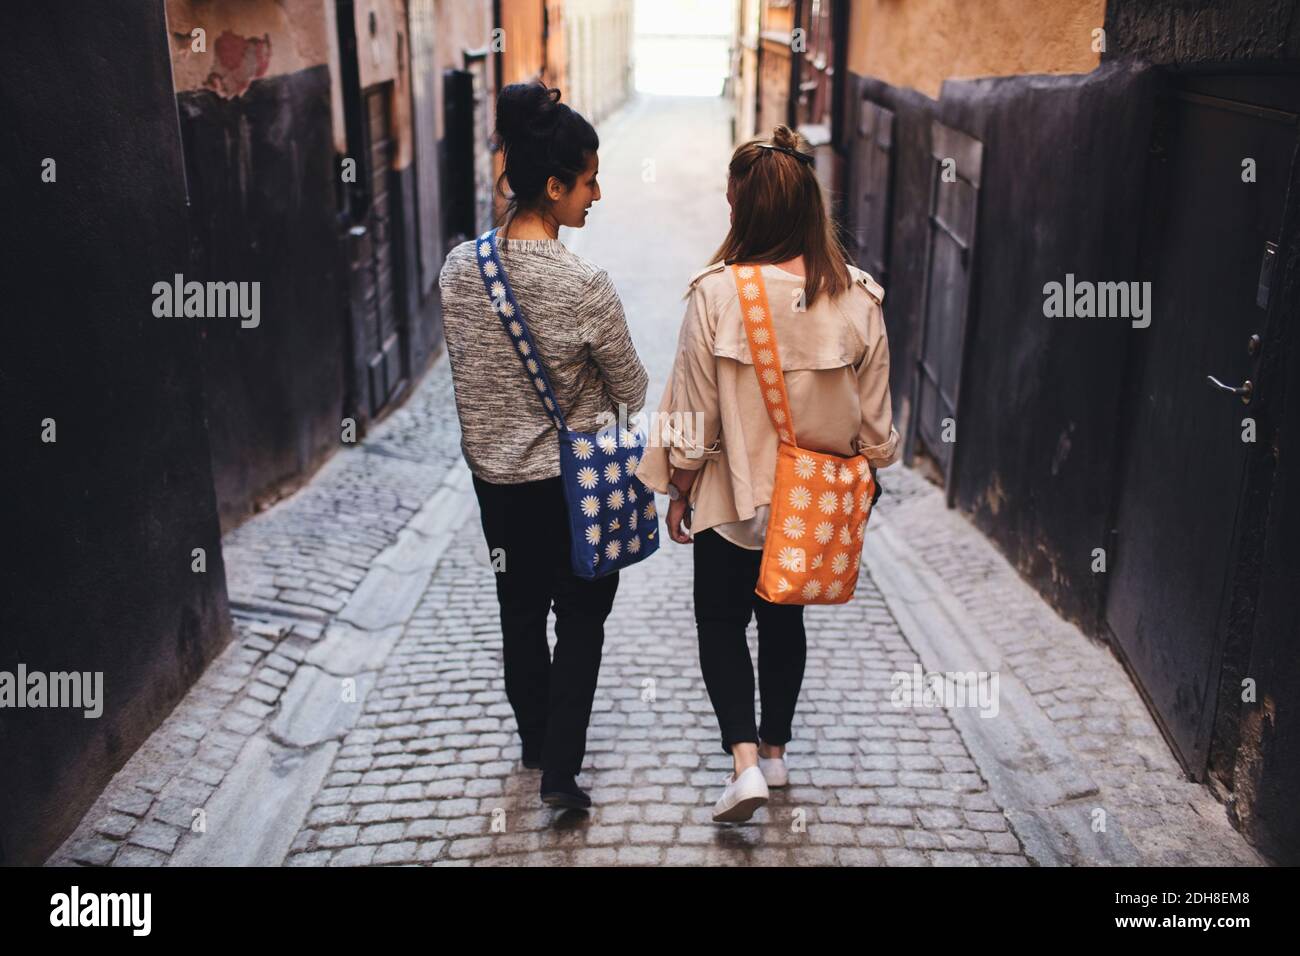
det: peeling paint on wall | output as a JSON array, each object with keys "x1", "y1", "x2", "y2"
[{"x1": 206, "y1": 31, "x2": 272, "y2": 98}]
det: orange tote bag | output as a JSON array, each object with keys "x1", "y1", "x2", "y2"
[{"x1": 730, "y1": 264, "x2": 877, "y2": 605}]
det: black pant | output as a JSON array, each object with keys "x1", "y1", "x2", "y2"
[
  {"x1": 472, "y1": 473, "x2": 618, "y2": 778},
  {"x1": 693, "y1": 527, "x2": 807, "y2": 755}
]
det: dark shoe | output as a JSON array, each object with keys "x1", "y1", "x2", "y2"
[{"x1": 540, "y1": 773, "x2": 592, "y2": 810}]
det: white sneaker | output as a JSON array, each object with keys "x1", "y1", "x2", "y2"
[
  {"x1": 758, "y1": 753, "x2": 788, "y2": 788},
  {"x1": 712, "y1": 765, "x2": 769, "y2": 823}
]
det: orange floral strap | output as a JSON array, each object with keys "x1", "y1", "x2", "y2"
[{"x1": 731, "y1": 264, "x2": 799, "y2": 447}]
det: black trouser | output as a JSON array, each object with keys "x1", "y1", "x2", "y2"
[
  {"x1": 472, "y1": 473, "x2": 618, "y2": 778},
  {"x1": 693, "y1": 527, "x2": 807, "y2": 756}
]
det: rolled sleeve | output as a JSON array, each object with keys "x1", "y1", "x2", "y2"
[{"x1": 853, "y1": 300, "x2": 900, "y2": 468}]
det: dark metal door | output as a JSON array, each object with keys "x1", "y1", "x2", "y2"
[
  {"x1": 851, "y1": 95, "x2": 893, "y2": 283},
  {"x1": 357, "y1": 85, "x2": 403, "y2": 416},
  {"x1": 906, "y1": 120, "x2": 983, "y2": 497},
  {"x1": 1105, "y1": 90, "x2": 1298, "y2": 776}
]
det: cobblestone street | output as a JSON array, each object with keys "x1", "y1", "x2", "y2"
[{"x1": 49, "y1": 95, "x2": 1266, "y2": 868}]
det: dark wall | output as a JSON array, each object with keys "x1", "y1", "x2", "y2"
[
  {"x1": 0, "y1": 3, "x2": 230, "y2": 864},
  {"x1": 1107, "y1": 0, "x2": 1300, "y2": 867},
  {"x1": 852, "y1": 62, "x2": 1158, "y2": 630},
  {"x1": 848, "y1": 78, "x2": 932, "y2": 426},
  {"x1": 946, "y1": 63, "x2": 1157, "y2": 631},
  {"x1": 1107, "y1": 0, "x2": 1300, "y2": 64},
  {"x1": 178, "y1": 66, "x2": 346, "y2": 532},
  {"x1": 846, "y1": 0, "x2": 1300, "y2": 863},
  {"x1": 1232, "y1": 182, "x2": 1300, "y2": 859}
]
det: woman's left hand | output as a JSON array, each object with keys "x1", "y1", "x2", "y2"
[{"x1": 666, "y1": 497, "x2": 693, "y2": 544}]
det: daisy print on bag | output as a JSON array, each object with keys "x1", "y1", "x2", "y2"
[
  {"x1": 777, "y1": 546, "x2": 806, "y2": 573},
  {"x1": 577, "y1": 467, "x2": 599, "y2": 489},
  {"x1": 572, "y1": 437, "x2": 594, "y2": 460},
  {"x1": 794, "y1": 455, "x2": 816, "y2": 479},
  {"x1": 603, "y1": 461, "x2": 621, "y2": 483},
  {"x1": 606, "y1": 489, "x2": 625, "y2": 510},
  {"x1": 597, "y1": 433, "x2": 618, "y2": 454},
  {"x1": 782, "y1": 515, "x2": 806, "y2": 540},
  {"x1": 580, "y1": 495, "x2": 600, "y2": 517},
  {"x1": 788, "y1": 486, "x2": 812, "y2": 510},
  {"x1": 585, "y1": 524, "x2": 601, "y2": 546},
  {"x1": 818, "y1": 491, "x2": 839, "y2": 514},
  {"x1": 821, "y1": 461, "x2": 838, "y2": 483},
  {"x1": 814, "y1": 521, "x2": 835, "y2": 545}
]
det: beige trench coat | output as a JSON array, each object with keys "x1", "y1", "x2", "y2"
[{"x1": 635, "y1": 260, "x2": 900, "y2": 544}]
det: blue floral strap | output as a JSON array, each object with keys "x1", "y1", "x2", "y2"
[{"x1": 473, "y1": 227, "x2": 569, "y2": 433}]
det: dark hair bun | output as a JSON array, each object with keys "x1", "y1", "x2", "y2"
[
  {"x1": 493, "y1": 82, "x2": 599, "y2": 211},
  {"x1": 495, "y1": 83, "x2": 563, "y2": 149}
]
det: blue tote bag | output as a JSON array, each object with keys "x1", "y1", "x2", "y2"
[{"x1": 474, "y1": 228, "x2": 660, "y2": 579}]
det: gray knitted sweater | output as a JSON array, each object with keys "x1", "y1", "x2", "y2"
[{"x1": 438, "y1": 235, "x2": 649, "y2": 483}]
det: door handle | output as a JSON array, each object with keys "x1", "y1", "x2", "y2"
[{"x1": 1206, "y1": 375, "x2": 1253, "y2": 404}]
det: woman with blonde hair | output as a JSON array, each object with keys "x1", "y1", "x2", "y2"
[{"x1": 637, "y1": 125, "x2": 899, "y2": 823}]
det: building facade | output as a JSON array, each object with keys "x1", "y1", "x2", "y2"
[
  {"x1": 729, "y1": 0, "x2": 1300, "y2": 863},
  {"x1": 0, "y1": 0, "x2": 632, "y2": 866}
]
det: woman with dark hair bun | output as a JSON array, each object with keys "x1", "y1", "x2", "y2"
[{"x1": 438, "y1": 82, "x2": 648, "y2": 811}]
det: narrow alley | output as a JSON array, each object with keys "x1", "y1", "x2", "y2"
[{"x1": 47, "y1": 96, "x2": 1263, "y2": 869}]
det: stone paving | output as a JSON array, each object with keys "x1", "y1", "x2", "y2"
[
  {"x1": 47, "y1": 94, "x2": 1267, "y2": 867},
  {"x1": 283, "y1": 474, "x2": 1024, "y2": 867}
]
